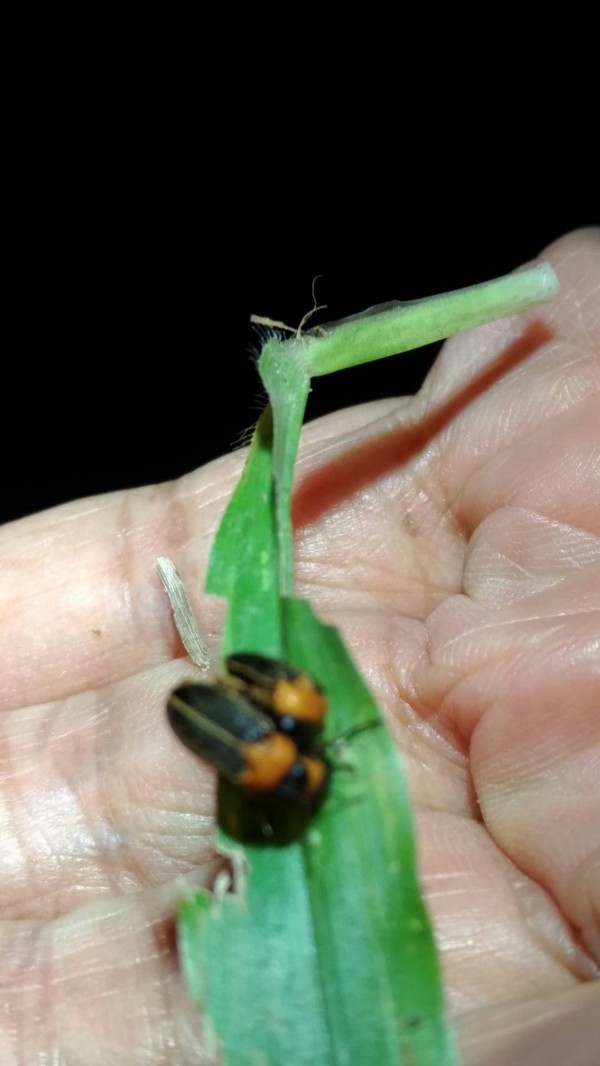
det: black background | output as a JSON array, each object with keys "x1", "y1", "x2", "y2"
[
  {"x1": 4, "y1": 154, "x2": 595, "y2": 527},
  {"x1": 3, "y1": 17, "x2": 597, "y2": 529}
]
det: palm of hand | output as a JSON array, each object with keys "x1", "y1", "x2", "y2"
[{"x1": 1, "y1": 231, "x2": 598, "y2": 1065}]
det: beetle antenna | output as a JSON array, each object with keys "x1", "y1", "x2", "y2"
[{"x1": 325, "y1": 717, "x2": 381, "y2": 754}]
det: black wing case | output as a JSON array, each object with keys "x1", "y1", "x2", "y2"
[
  {"x1": 167, "y1": 684, "x2": 274, "y2": 781},
  {"x1": 225, "y1": 651, "x2": 302, "y2": 691}
]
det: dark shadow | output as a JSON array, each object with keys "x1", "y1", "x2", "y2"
[
  {"x1": 292, "y1": 319, "x2": 554, "y2": 528},
  {"x1": 153, "y1": 911, "x2": 179, "y2": 963}
]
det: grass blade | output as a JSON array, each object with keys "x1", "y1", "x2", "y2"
[{"x1": 177, "y1": 266, "x2": 559, "y2": 1064}]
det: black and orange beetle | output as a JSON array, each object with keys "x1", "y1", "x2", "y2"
[
  {"x1": 167, "y1": 658, "x2": 331, "y2": 841},
  {"x1": 167, "y1": 681, "x2": 330, "y2": 804}
]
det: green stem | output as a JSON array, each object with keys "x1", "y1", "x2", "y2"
[{"x1": 301, "y1": 263, "x2": 558, "y2": 375}]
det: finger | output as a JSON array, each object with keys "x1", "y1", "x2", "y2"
[
  {"x1": 422, "y1": 228, "x2": 599, "y2": 407},
  {"x1": 463, "y1": 507, "x2": 600, "y2": 610},
  {"x1": 416, "y1": 809, "x2": 595, "y2": 1013},
  {"x1": 430, "y1": 231, "x2": 600, "y2": 527},
  {"x1": 456, "y1": 392, "x2": 599, "y2": 536},
  {"x1": 0, "y1": 460, "x2": 242, "y2": 709},
  {"x1": 455, "y1": 982, "x2": 600, "y2": 1066},
  {"x1": 0, "y1": 875, "x2": 215, "y2": 1066},
  {"x1": 423, "y1": 530, "x2": 600, "y2": 965}
]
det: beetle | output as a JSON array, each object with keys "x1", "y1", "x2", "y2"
[
  {"x1": 167, "y1": 655, "x2": 378, "y2": 841},
  {"x1": 167, "y1": 682, "x2": 330, "y2": 821},
  {"x1": 222, "y1": 652, "x2": 327, "y2": 752}
]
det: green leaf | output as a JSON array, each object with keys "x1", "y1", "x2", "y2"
[
  {"x1": 283, "y1": 598, "x2": 454, "y2": 1064},
  {"x1": 178, "y1": 266, "x2": 560, "y2": 1064},
  {"x1": 180, "y1": 415, "x2": 458, "y2": 1064},
  {"x1": 180, "y1": 844, "x2": 331, "y2": 1065},
  {"x1": 179, "y1": 594, "x2": 456, "y2": 1065},
  {"x1": 205, "y1": 406, "x2": 282, "y2": 659}
]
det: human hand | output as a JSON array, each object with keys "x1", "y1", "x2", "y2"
[{"x1": 1, "y1": 229, "x2": 598, "y2": 1064}]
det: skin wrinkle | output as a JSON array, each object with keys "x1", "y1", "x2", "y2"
[
  {"x1": 441, "y1": 341, "x2": 598, "y2": 476},
  {"x1": 434, "y1": 609, "x2": 599, "y2": 659},
  {"x1": 465, "y1": 512, "x2": 600, "y2": 588},
  {"x1": 0, "y1": 499, "x2": 115, "y2": 539},
  {"x1": 115, "y1": 495, "x2": 151, "y2": 655},
  {"x1": 423, "y1": 847, "x2": 583, "y2": 995},
  {"x1": 454, "y1": 421, "x2": 598, "y2": 540},
  {"x1": 298, "y1": 461, "x2": 465, "y2": 616}
]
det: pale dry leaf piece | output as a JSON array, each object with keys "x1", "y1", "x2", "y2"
[{"x1": 157, "y1": 556, "x2": 210, "y2": 670}]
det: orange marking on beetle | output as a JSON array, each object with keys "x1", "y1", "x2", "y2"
[
  {"x1": 302, "y1": 754, "x2": 329, "y2": 797},
  {"x1": 237, "y1": 733, "x2": 298, "y2": 792},
  {"x1": 272, "y1": 676, "x2": 327, "y2": 726}
]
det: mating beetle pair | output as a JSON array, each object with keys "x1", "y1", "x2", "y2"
[{"x1": 167, "y1": 653, "x2": 331, "y2": 841}]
